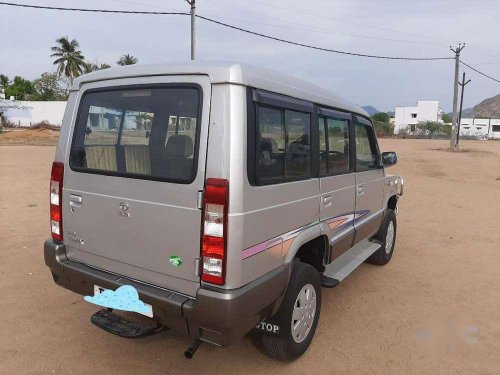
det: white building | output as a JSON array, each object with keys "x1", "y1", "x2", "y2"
[
  {"x1": 459, "y1": 118, "x2": 500, "y2": 139},
  {"x1": 0, "y1": 99, "x2": 66, "y2": 127},
  {"x1": 394, "y1": 101, "x2": 444, "y2": 133}
]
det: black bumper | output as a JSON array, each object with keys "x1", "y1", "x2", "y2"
[{"x1": 44, "y1": 239, "x2": 290, "y2": 346}]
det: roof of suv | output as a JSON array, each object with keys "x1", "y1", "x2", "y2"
[{"x1": 72, "y1": 61, "x2": 368, "y2": 117}]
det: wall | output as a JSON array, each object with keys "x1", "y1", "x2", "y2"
[
  {"x1": 417, "y1": 101, "x2": 442, "y2": 123},
  {"x1": 394, "y1": 100, "x2": 442, "y2": 134},
  {"x1": 1, "y1": 100, "x2": 66, "y2": 127},
  {"x1": 459, "y1": 118, "x2": 500, "y2": 139},
  {"x1": 394, "y1": 106, "x2": 418, "y2": 133}
]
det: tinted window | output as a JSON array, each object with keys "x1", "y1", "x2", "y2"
[
  {"x1": 70, "y1": 86, "x2": 201, "y2": 183},
  {"x1": 120, "y1": 111, "x2": 154, "y2": 145},
  {"x1": 256, "y1": 105, "x2": 311, "y2": 183},
  {"x1": 319, "y1": 115, "x2": 350, "y2": 175},
  {"x1": 355, "y1": 122, "x2": 378, "y2": 171},
  {"x1": 285, "y1": 110, "x2": 310, "y2": 178},
  {"x1": 318, "y1": 115, "x2": 327, "y2": 175},
  {"x1": 256, "y1": 106, "x2": 285, "y2": 180}
]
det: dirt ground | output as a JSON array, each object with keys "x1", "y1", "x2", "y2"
[
  {"x1": 0, "y1": 128, "x2": 59, "y2": 146},
  {"x1": 0, "y1": 139, "x2": 499, "y2": 374}
]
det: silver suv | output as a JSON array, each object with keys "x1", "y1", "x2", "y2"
[{"x1": 44, "y1": 61, "x2": 403, "y2": 361}]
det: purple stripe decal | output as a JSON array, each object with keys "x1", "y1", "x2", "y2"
[
  {"x1": 241, "y1": 241, "x2": 271, "y2": 259},
  {"x1": 242, "y1": 226, "x2": 302, "y2": 259},
  {"x1": 241, "y1": 210, "x2": 371, "y2": 260}
]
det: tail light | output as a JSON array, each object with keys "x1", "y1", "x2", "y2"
[
  {"x1": 50, "y1": 162, "x2": 64, "y2": 241},
  {"x1": 201, "y1": 178, "x2": 229, "y2": 285}
]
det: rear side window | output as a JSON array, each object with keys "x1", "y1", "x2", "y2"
[
  {"x1": 318, "y1": 115, "x2": 350, "y2": 175},
  {"x1": 70, "y1": 86, "x2": 201, "y2": 183},
  {"x1": 256, "y1": 105, "x2": 311, "y2": 183},
  {"x1": 354, "y1": 122, "x2": 379, "y2": 171}
]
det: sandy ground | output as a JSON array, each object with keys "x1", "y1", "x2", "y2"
[
  {"x1": 0, "y1": 139, "x2": 499, "y2": 374},
  {"x1": 0, "y1": 128, "x2": 59, "y2": 146}
]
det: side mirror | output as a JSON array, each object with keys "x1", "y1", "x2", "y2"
[
  {"x1": 85, "y1": 127, "x2": 92, "y2": 135},
  {"x1": 145, "y1": 130, "x2": 150, "y2": 138},
  {"x1": 381, "y1": 151, "x2": 398, "y2": 167}
]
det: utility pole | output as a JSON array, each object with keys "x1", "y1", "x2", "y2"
[
  {"x1": 456, "y1": 71, "x2": 471, "y2": 148},
  {"x1": 186, "y1": 0, "x2": 196, "y2": 60},
  {"x1": 450, "y1": 43, "x2": 465, "y2": 149}
]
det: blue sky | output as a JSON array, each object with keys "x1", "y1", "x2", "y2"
[{"x1": 0, "y1": 0, "x2": 499, "y2": 112}]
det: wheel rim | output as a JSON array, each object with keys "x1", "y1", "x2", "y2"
[
  {"x1": 291, "y1": 283, "x2": 317, "y2": 343},
  {"x1": 385, "y1": 221, "x2": 395, "y2": 254}
]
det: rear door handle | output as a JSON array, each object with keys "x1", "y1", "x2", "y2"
[
  {"x1": 323, "y1": 195, "x2": 332, "y2": 208},
  {"x1": 69, "y1": 194, "x2": 82, "y2": 207}
]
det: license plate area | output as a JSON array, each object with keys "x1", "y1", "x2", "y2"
[{"x1": 93, "y1": 285, "x2": 154, "y2": 318}]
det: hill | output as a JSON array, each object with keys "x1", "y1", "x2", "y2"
[
  {"x1": 470, "y1": 94, "x2": 500, "y2": 118},
  {"x1": 361, "y1": 106, "x2": 380, "y2": 116}
]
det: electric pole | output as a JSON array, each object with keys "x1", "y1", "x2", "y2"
[
  {"x1": 186, "y1": 0, "x2": 196, "y2": 60},
  {"x1": 456, "y1": 72, "x2": 471, "y2": 148},
  {"x1": 450, "y1": 43, "x2": 465, "y2": 149}
]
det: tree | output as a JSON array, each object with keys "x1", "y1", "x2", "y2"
[
  {"x1": 4, "y1": 76, "x2": 34, "y2": 100},
  {"x1": 371, "y1": 112, "x2": 390, "y2": 123},
  {"x1": 117, "y1": 54, "x2": 138, "y2": 66},
  {"x1": 442, "y1": 113, "x2": 452, "y2": 123},
  {"x1": 31, "y1": 72, "x2": 68, "y2": 101},
  {"x1": 0, "y1": 74, "x2": 9, "y2": 89},
  {"x1": 416, "y1": 121, "x2": 442, "y2": 137},
  {"x1": 83, "y1": 61, "x2": 111, "y2": 74},
  {"x1": 51, "y1": 36, "x2": 85, "y2": 84}
]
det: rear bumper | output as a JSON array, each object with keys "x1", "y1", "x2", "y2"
[{"x1": 44, "y1": 239, "x2": 290, "y2": 346}]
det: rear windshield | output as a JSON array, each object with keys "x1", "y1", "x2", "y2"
[{"x1": 70, "y1": 85, "x2": 202, "y2": 183}]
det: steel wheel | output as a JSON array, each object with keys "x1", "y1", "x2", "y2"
[
  {"x1": 385, "y1": 221, "x2": 395, "y2": 254},
  {"x1": 291, "y1": 283, "x2": 317, "y2": 343}
]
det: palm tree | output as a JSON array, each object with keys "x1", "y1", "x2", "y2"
[
  {"x1": 83, "y1": 61, "x2": 111, "y2": 74},
  {"x1": 50, "y1": 37, "x2": 85, "y2": 84},
  {"x1": 117, "y1": 54, "x2": 138, "y2": 66}
]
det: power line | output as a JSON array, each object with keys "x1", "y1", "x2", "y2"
[
  {"x1": 203, "y1": 0, "x2": 450, "y2": 46},
  {"x1": 0, "y1": 1, "x2": 188, "y2": 15},
  {"x1": 0, "y1": 1, "x2": 453, "y2": 60},
  {"x1": 108, "y1": 0, "x2": 185, "y2": 13},
  {"x1": 218, "y1": 0, "x2": 457, "y2": 44},
  {"x1": 196, "y1": 15, "x2": 452, "y2": 60},
  {"x1": 460, "y1": 60, "x2": 500, "y2": 83},
  {"x1": 111, "y1": 0, "x2": 452, "y2": 46},
  {"x1": 227, "y1": 0, "x2": 500, "y2": 59}
]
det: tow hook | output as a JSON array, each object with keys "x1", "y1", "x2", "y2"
[{"x1": 184, "y1": 339, "x2": 203, "y2": 359}]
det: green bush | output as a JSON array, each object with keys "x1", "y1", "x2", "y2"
[{"x1": 373, "y1": 121, "x2": 394, "y2": 137}]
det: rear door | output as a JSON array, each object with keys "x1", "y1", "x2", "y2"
[
  {"x1": 62, "y1": 75, "x2": 211, "y2": 297},
  {"x1": 353, "y1": 117, "x2": 385, "y2": 244},
  {"x1": 318, "y1": 108, "x2": 356, "y2": 261}
]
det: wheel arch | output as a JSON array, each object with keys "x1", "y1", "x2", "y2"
[{"x1": 284, "y1": 225, "x2": 328, "y2": 273}]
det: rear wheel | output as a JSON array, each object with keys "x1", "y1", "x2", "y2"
[
  {"x1": 261, "y1": 261, "x2": 321, "y2": 362},
  {"x1": 367, "y1": 209, "x2": 397, "y2": 265}
]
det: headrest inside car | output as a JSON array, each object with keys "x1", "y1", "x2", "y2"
[{"x1": 165, "y1": 135, "x2": 194, "y2": 158}]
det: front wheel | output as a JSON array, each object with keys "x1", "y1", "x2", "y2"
[
  {"x1": 367, "y1": 209, "x2": 397, "y2": 265},
  {"x1": 261, "y1": 261, "x2": 321, "y2": 362}
]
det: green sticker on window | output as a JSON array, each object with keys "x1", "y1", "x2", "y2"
[{"x1": 169, "y1": 255, "x2": 183, "y2": 267}]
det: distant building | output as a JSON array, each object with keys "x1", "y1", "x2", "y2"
[
  {"x1": 459, "y1": 118, "x2": 500, "y2": 139},
  {"x1": 0, "y1": 99, "x2": 66, "y2": 127},
  {"x1": 394, "y1": 101, "x2": 444, "y2": 133}
]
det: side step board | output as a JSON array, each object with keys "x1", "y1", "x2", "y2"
[
  {"x1": 323, "y1": 239, "x2": 381, "y2": 283},
  {"x1": 91, "y1": 309, "x2": 166, "y2": 339}
]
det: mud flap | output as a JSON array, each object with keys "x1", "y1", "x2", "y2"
[{"x1": 254, "y1": 319, "x2": 281, "y2": 336}]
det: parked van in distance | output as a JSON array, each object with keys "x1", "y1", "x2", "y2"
[{"x1": 44, "y1": 61, "x2": 403, "y2": 361}]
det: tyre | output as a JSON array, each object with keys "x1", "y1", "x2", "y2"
[
  {"x1": 367, "y1": 209, "x2": 397, "y2": 265},
  {"x1": 261, "y1": 261, "x2": 321, "y2": 362}
]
